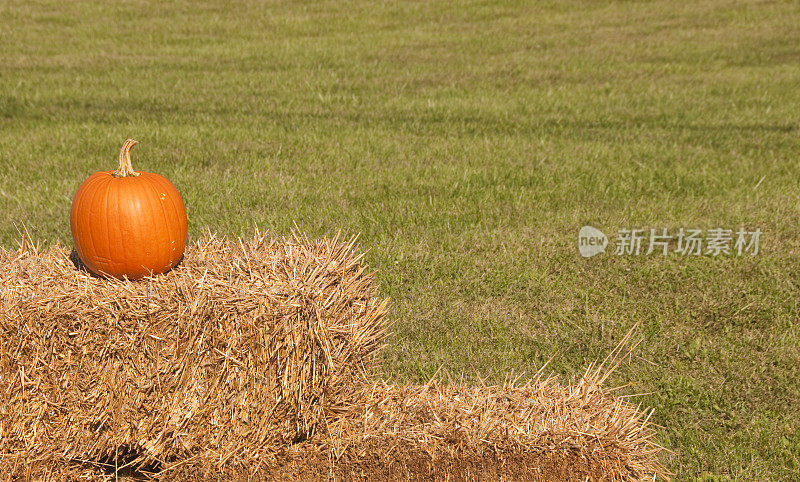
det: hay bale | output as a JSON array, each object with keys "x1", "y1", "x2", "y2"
[
  {"x1": 309, "y1": 377, "x2": 668, "y2": 481},
  {"x1": 0, "y1": 232, "x2": 388, "y2": 475},
  {"x1": 86, "y1": 366, "x2": 669, "y2": 480},
  {"x1": 153, "y1": 333, "x2": 670, "y2": 480}
]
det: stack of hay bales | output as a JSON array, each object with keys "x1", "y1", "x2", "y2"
[
  {"x1": 0, "y1": 233, "x2": 387, "y2": 477},
  {"x1": 0, "y1": 233, "x2": 667, "y2": 480}
]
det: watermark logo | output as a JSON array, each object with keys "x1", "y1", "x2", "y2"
[
  {"x1": 578, "y1": 225, "x2": 608, "y2": 258},
  {"x1": 579, "y1": 226, "x2": 762, "y2": 257}
]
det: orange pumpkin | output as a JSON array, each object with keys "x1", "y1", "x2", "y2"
[{"x1": 70, "y1": 139, "x2": 187, "y2": 280}]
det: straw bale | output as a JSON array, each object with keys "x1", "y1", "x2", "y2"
[
  {"x1": 157, "y1": 356, "x2": 668, "y2": 480},
  {"x1": 19, "y1": 364, "x2": 667, "y2": 480},
  {"x1": 307, "y1": 376, "x2": 668, "y2": 480},
  {"x1": 0, "y1": 232, "x2": 388, "y2": 475}
]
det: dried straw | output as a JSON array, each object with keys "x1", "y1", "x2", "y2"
[
  {"x1": 315, "y1": 369, "x2": 669, "y2": 480},
  {"x1": 0, "y1": 233, "x2": 668, "y2": 480},
  {"x1": 251, "y1": 328, "x2": 669, "y2": 481},
  {"x1": 0, "y1": 231, "x2": 388, "y2": 476}
]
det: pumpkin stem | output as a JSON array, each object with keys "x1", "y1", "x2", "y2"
[{"x1": 113, "y1": 139, "x2": 140, "y2": 178}]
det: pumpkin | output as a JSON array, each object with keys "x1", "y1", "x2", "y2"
[{"x1": 70, "y1": 139, "x2": 188, "y2": 280}]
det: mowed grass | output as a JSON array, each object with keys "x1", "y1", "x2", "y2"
[{"x1": 2, "y1": 0, "x2": 800, "y2": 478}]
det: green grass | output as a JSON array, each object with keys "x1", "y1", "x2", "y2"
[{"x1": 2, "y1": 0, "x2": 800, "y2": 478}]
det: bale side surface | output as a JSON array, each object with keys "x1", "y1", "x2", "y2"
[
  {"x1": 0, "y1": 233, "x2": 388, "y2": 471},
  {"x1": 8, "y1": 370, "x2": 667, "y2": 481},
  {"x1": 149, "y1": 336, "x2": 668, "y2": 480}
]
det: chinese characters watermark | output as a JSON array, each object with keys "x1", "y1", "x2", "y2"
[{"x1": 579, "y1": 226, "x2": 762, "y2": 258}]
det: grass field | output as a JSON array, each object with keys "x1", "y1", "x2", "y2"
[{"x1": 2, "y1": 0, "x2": 799, "y2": 478}]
